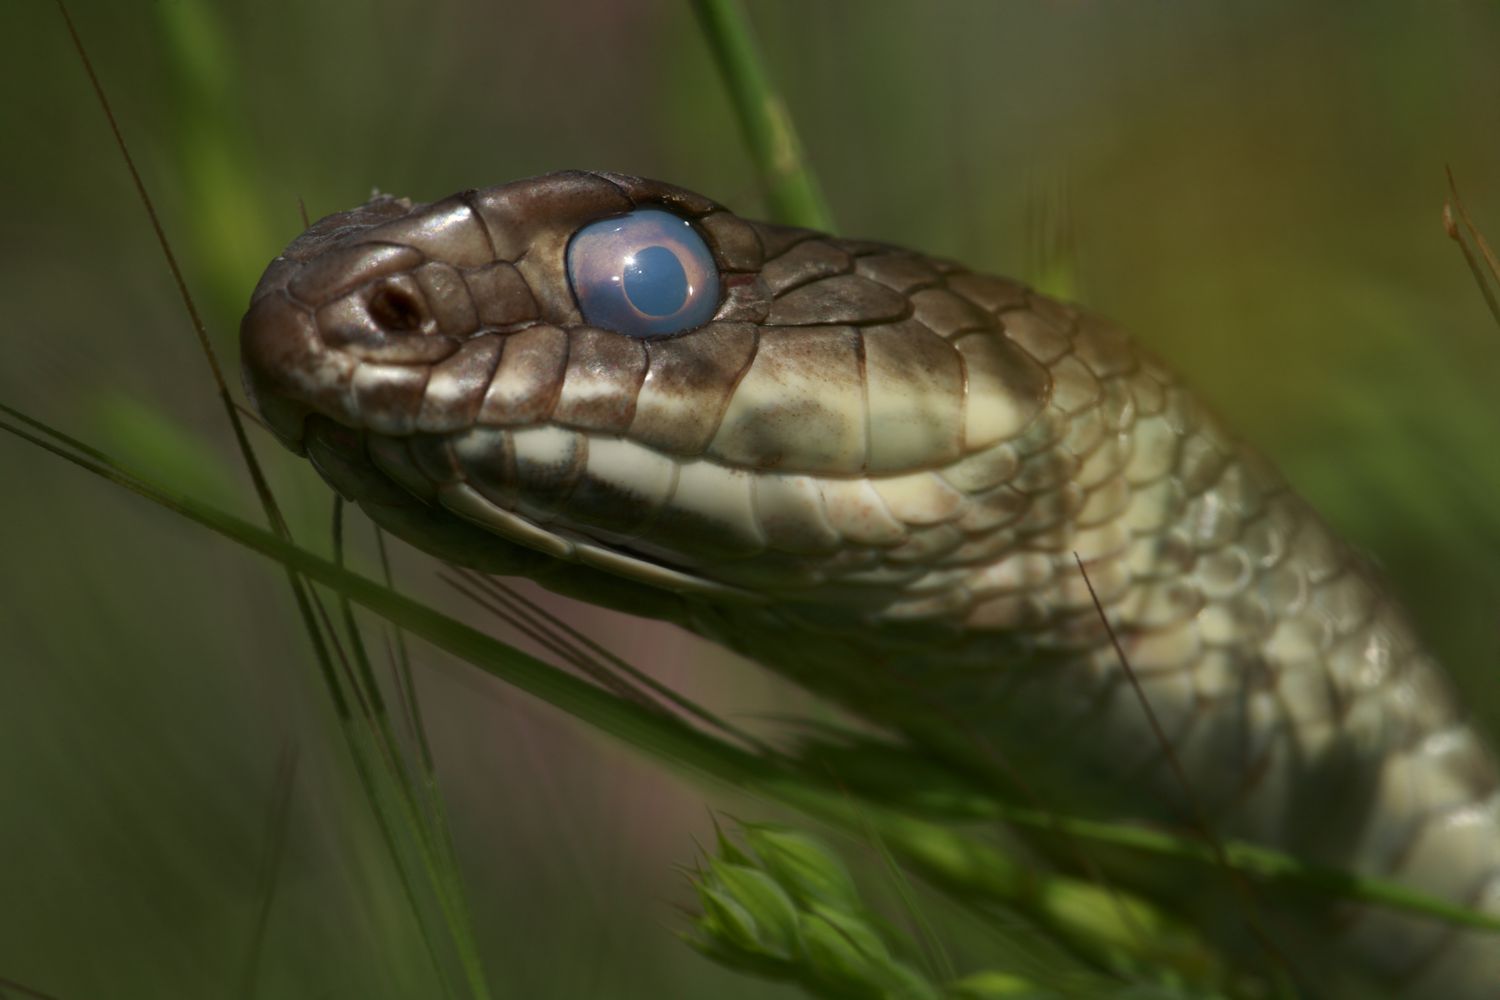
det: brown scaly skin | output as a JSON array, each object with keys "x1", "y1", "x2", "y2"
[{"x1": 242, "y1": 171, "x2": 1500, "y2": 996}]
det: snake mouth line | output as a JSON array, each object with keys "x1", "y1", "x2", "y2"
[{"x1": 299, "y1": 414, "x2": 763, "y2": 602}]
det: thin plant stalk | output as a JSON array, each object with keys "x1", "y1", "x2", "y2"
[
  {"x1": 690, "y1": 0, "x2": 834, "y2": 230},
  {"x1": 240, "y1": 744, "x2": 299, "y2": 1000},
  {"x1": 1444, "y1": 168, "x2": 1500, "y2": 333}
]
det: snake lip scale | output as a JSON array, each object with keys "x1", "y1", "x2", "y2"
[{"x1": 241, "y1": 170, "x2": 1500, "y2": 997}]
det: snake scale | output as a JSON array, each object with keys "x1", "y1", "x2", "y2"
[{"x1": 240, "y1": 171, "x2": 1500, "y2": 997}]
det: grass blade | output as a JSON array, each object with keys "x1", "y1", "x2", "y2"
[
  {"x1": 0, "y1": 975, "x2": 62, "y2": 1000},
  {"x1": 690, "y1": 0, "x2": 834, "y2": 230},
  {"x1": 240, "y1": 744, "x2": 299, "y2": 1000},
  {"x1": 1444, "y1": 168, "x2": 1500, "y2": 333}
]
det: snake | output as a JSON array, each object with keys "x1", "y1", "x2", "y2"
[{"x1": 239, "y1": 170, "x2": 1500, "y2": 997}]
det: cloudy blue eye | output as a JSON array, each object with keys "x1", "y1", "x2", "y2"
[{"x1": 566, "y1": 209, "x2": 720, "y2": 338}]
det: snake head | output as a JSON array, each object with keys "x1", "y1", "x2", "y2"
[
  {"x1": 242, "y1": 173, "x2": 680, "y2": 447},
  {"x1": 241, "y1": 170, "x2": 1083, "y2": 622}
]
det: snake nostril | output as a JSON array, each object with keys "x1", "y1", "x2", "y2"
[{"x1": 368, "y1": 283, "x2": 425, "y2": 332}]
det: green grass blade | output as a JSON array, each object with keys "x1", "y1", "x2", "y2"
[
  {"x1": 240, "y1": 744, "x2": 298, "y2": 1000},
  {"x1": 152, "y1": 0, "x2": 277, "y2": 323},
  {"x1": 1444, "y1": 170, "x2": 1500, "y2": 334},
  {"x1": 690, "y1": 0, "x2": 834, "y2": 230}
]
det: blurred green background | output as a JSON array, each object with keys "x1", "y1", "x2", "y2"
[{"x1": 3, "y1": 2, "x2": 1500, "y2": 997}]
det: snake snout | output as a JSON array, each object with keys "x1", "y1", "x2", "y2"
[
  {"x1": 240, "y1": 192, "x2": 554, "y2": 452},
  {"x1": 239, "y1": 290, "x2": 325, "y2": 451}
]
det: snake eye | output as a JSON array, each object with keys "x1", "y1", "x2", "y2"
[{"x1": 566, "y1": 208, "x2": 720, "y2": 338}]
